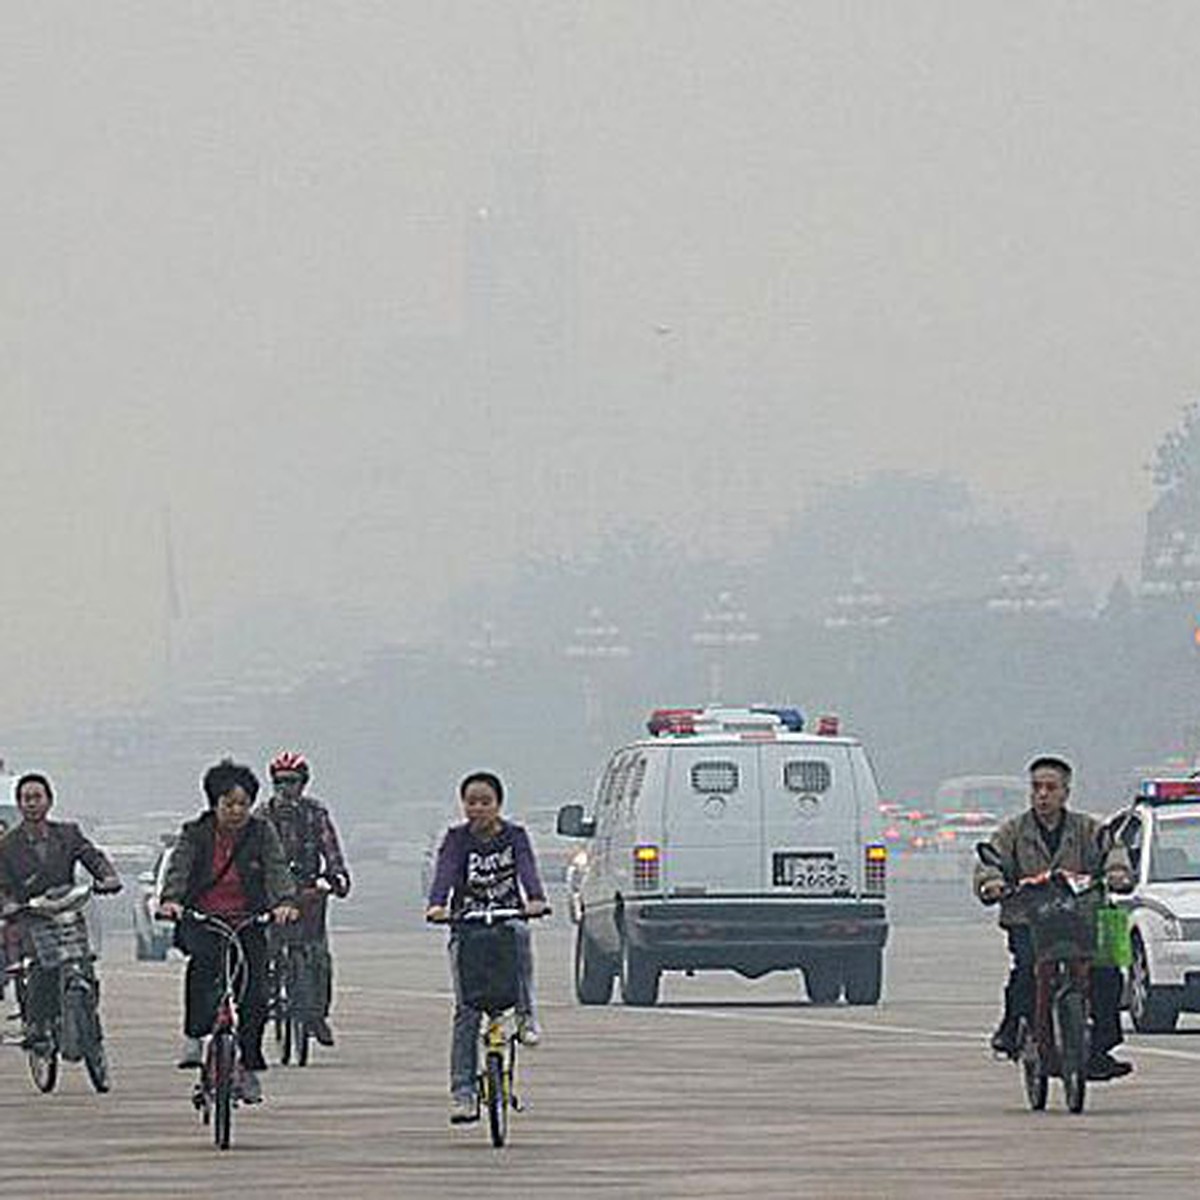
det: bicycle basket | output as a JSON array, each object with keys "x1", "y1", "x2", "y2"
[
  {"x1": 1026, "y1": 886, "x2": 1094, "y2": 962},
  {"x1": 1093, "y1": 902, "x2": 1133, "y2": 969},
  {"x1": 457, "y1": 923, "x2": 519, "y2": 1015},
  {"x1": 28, "y1": 912, "x2": 91, "y2": 968}
]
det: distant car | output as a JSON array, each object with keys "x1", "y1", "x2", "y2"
[
  {"x1": 131, "y1": 837, "x2": 177, "y2": 961},
  {"x1": 933, "y1": 775, "x2": 1025, "y2": 819},
  {"x1": 878, "y1": 808, "x2": 939, "y2": 852},
  {"x1": 934, "y1": 810, "x2": 1002, "y2": 852},
  {"x1": 1105, "y1": 779, "x2": 1200, "y2": 1032}
]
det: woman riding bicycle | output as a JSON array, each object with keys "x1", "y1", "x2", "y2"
[
  {"x1": 425, "y1": 771, "x2": 548, "y2": 1125},
  {"x1": 158, "y1": 759, "x2": 297, "y2": 1105}
]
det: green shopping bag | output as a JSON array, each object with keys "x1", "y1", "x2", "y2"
[{"x1": 1093, "y1": 903, "x2": 1132, "y2": 969}]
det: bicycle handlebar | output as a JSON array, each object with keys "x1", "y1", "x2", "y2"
[
  {"x1": 427, "y1": 906, "x2": 551, "y2": 927},
  {"x1": 172, "y1": 909, "x2": 275, "y2": 938}
]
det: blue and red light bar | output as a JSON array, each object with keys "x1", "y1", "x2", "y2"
[{"x1": 1138, "y1": 778, "x2": 1200, "y2": 803}]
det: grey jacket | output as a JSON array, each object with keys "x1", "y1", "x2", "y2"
[{"x1": 973, "y1": 808, "x2": 1132, "y2": 929}]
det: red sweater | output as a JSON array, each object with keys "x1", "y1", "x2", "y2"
[{"x1": 196, "y1": 830, "x2": 249, "y2": 918}]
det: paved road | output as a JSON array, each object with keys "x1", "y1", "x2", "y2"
[{"x1": 2, "y1": 906, "x2": 1198, "y2": 1199}]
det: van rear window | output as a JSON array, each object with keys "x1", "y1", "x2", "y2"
[
  {"x1": 783, "y1": 760, "x2": 832, "y2": 794},
  {"x1": 690, "y1": 761, "x2": 739, "y2": 794}
]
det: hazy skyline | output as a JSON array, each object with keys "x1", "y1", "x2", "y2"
[{"x1": 4, "y1": 3, "x2": 1198, "y2": 717}]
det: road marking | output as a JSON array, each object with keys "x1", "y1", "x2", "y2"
[{"x1": 346, "y1": 986, "x2": 1200, "y2": 1062}]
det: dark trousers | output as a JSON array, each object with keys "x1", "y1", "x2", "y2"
[
  {"x1": 179, "y1": 922, "x2": 269, "y2": 1071},
  {"x1": 999, "y1": 925, "x2": 1123, "y2": 1055},
  {"x1": 25, "y1": 964, "x2": 61, "y2": 1027}
]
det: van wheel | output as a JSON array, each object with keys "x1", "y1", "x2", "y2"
[
  {"x1": 620, "y1": 940, "x2": 661, "y2": 1007},
  {"x1": 803, "y1": 961, "x2": 842, "y2": 1005},
  {"x1": 843, "y1": 950, "x2": 882, "y2": 1005},
  {"x1": 575, "y1": 925, "x2": 616, "y2": 1005}
]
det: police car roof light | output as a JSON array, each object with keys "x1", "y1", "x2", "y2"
[
  {"x1": 648, "y1": 706, "x2": 806, "y2": 737},
  {"x1": 750, "y1": 706, "x2": 805, "y2": 732},
  {"x1": 1138, "y1": 778, "x2": 1200, "y2": 803},
  {"x1": 647, "y1": 708, "x2": 702, "y2": 736}
]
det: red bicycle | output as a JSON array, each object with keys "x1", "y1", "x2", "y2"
[{"x1": 177, "y1": 909, "x2": 272, "y2": 1150}]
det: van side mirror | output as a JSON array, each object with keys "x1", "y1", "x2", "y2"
[{"x1": 557, "y1": 803, "x2": 595, "y2": 838}]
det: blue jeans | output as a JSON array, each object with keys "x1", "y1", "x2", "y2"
[{"x1": 449, "y1": 923, "x2": 536, "y2": 1100}]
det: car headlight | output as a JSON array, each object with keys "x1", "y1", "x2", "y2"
[{"x1": 1163, "y1": 914, "x2": 1184, "y2": 941}]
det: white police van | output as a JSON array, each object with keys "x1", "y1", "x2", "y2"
[
  {"x1": 1106, "y1": 778, "x2": 1200, "y2": 1031},
  {"x1": 557, "y1": 706, "x2": 889, "y2": 1006}
]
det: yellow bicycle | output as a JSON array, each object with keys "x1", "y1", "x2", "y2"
[{"x1": 440, "y1": 905, "x2": 548, "y2": 1148}]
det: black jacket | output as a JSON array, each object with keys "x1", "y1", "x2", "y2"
[{"x1": 160, "y1": 812, "x2": 295, "y2": 914}]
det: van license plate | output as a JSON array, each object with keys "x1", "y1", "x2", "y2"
[{"x1": 773, "y1": 852, "x2": 850, "y2": 894}]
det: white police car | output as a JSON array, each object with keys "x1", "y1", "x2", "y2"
[{"x1": 1107, "y1": 778, "x2": 1200, "y2": 1032}]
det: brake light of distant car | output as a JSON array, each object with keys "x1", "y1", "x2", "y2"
[
  {"x1": 816, "y1": 715, "x2": 840, "y2": 736},
  {"x1": 864, "y1": 843, "x2": 886, "y2": 896},
  {"x1": 633, "y1": 844, "x2": 661, "y2": 890}
]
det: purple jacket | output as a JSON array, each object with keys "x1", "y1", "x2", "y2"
[{"x1": 427, "y1": 821, "x2": 546, "y2": 910}]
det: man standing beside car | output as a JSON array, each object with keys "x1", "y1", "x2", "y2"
[{"x1": 975, "y1": 755, "x2": 1133, "y2": 1080}]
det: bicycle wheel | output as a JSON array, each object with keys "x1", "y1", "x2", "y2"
[
  {"x1": 1017, "y1": 1018, "x2": 1047, "y2": 1111},
  {"x1": 293, "y1": 951, "x2": 311, "y2": 1067},
  {"x1": 27, "y1": 1039, "x2": 58, "y2": 1094},
  {"x1": 212, "y1": 1031, "x2": 237, "y2": 1150},
  {"x1": 485, "y1": 1050, "x2": 507, "y2": 1148},
  {"x1": 278, "y1": 951, "x2": 293, "y2": 1066},
  {"x1": 1055, "y1": 989, "x2": 1088, "y2": 1114},
  {"x1": 66, "y1": 987, "x2": 109, "y2": 1093}
]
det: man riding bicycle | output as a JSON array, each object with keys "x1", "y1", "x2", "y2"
[
  {"x1": 256, "y1": 750, "x2": 351, "y2": 1047},
  {"x1": 425, "y1": 771, "x2": 548, "y2": 1124},
  {"x1": 158, "y1": 759, "x2": 297, "y2": 1105},
  {"x1": 975, "y1": 755, "x2": 1134, "y2": 1081},
  {"x1": 0, "y1": 772, "x2": 122, "y2": 1049}
]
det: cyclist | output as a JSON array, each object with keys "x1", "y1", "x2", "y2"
[
  {"x1": 158, "y1": 759, "x2": 297, "y2": 1105},
  {"x1": 975, "y1": 755, "x2": 1134, "y2": 1081},
  {"x1": 0, "y1": 772, "x2": 122, "y2": 1048},
  {"x1": 425, "y1": 770, "x2": 548, "y2": 1124},
  {"x1": 257, "y1": 750, "x2": 351, "y2": 1047}
]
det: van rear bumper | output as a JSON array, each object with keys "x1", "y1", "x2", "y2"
[{"x1": 623, "y1": 899, "x2": 888, "y2": 973}]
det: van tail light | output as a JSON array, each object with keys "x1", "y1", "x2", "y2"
[
  {"x1": 864, "y1": 843, "x2": 886, "y2": 897},
  {"x1": 633, "y1": 844, "x2": 661, "y2": 891}
]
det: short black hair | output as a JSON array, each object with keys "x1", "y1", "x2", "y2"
[
  {"x1": 202, "y1": 758, "x2": 260, "y2": 808},
  {"x1": 459, "y1": 770, "x2": 504, "y2": 806},
  {"x1": 1028, "y1": 755, "x2": 1072, "y2": 782},
  {"x1": 15, "y1": 772, "x2": 54, "y2": 802}
]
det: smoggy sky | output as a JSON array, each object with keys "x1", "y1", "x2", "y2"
[{"x1": 3, "y1": 2, "x2": 1198, "y2": 716}]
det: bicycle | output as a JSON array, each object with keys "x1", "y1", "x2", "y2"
[
  {"x1": 269, "y1": 879, "x2": 331, "y2": 1067},
  {"x1": 977, "y1": 842, "x2": 1101, "y2": 1114},
  {"x1": 3, "y1": 881, "x2": 109, "y2": 1095},
  {"x1": 431, "y1": 905, "x2": 548, "y2": 1148},
  {"x1": 176, "y1": 908, "x2": 272, "y2": 1150}
]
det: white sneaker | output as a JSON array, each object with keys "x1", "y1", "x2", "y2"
[
  {"x1": 449, "y1": 1094, "x2": 478, "y2": 1124},
  {"x1": 177, "y1": 1036, "x2": 203, "y2": 1069},
  {"x1": 516, "y1": 1016, "x2": 541, "y2": 1047}
]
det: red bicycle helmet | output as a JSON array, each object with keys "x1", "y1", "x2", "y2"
[{"x1": 269, "y1": 750, "x2": 309, "y2": 779}]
